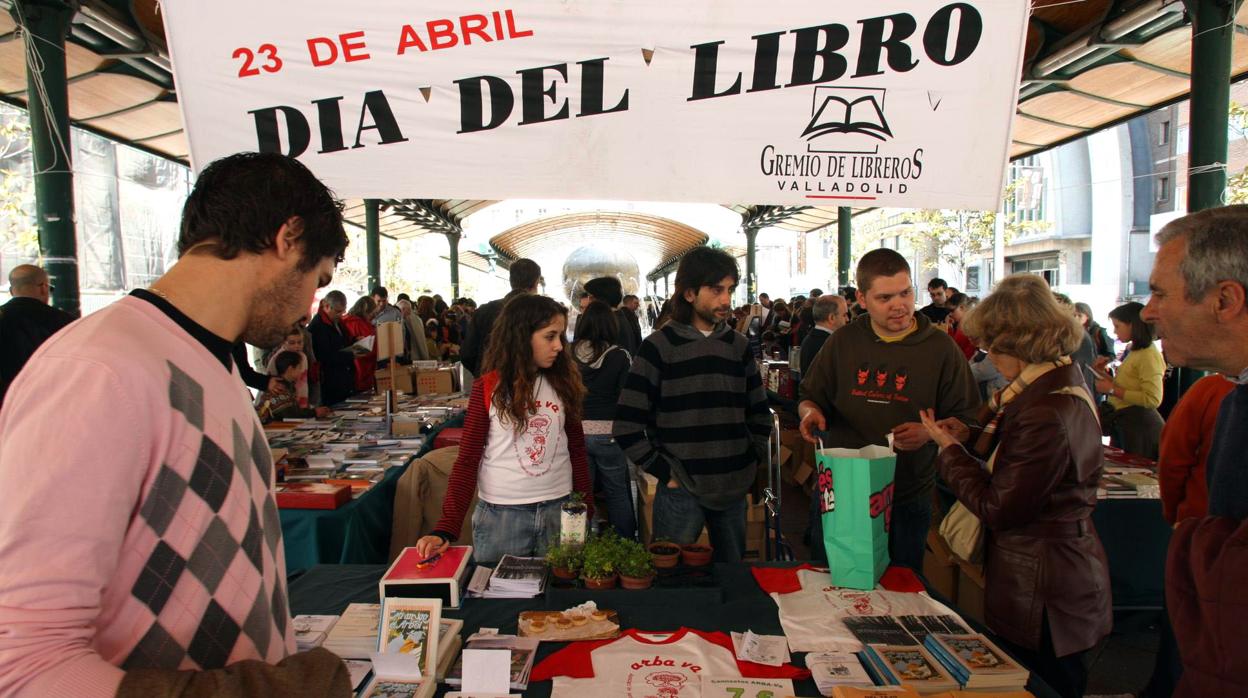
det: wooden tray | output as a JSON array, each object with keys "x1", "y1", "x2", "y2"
[{"x1": 518, "y1": 609, "x2": 620, "y2": 642}]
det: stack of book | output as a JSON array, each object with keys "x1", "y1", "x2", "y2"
[
  {"x1": 443, "y1": 634, "x2": 539, "y2": 692},
  {"x1": 435, "y1": 618, "x2": 465, "y2": 680},
  {"x1": 843, "y1": 615, "x2": 970, "y2": 646},
  {"x1": 292, "y1": 615, "x2": 338, "y2": 652},
  {"x1": 857, "y1": 644, "x2": 959, "y2": 694},
  {"x1": 483, "y1": 555, "x2": 548, "y2": 598},
  {"x1": 805, "y1": 652, "x2": 874, "y2": 693},
  {"x1": 923, "y1": 633, "x2": 1029, "y2": 692},
  {"x1": 323, "y1": 603, "x2": 381, "y2": 659},
  {"x1": 1104, "y1": 471, "x2": 1160, "y2": 499}
]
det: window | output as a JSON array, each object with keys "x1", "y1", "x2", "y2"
[
  {"x1": 965, "y1": 266, "x2": 980, "y2": 292},
  {"x1": 1011, "y1": 255, "x2": 1060, "y2": 287},
  {"x1": 1158, "y1": 120, "x2": 1171, "y2": 146},
  {"x1": 1081, "y1": 251, "x2": 1092, "y2": 285},
  {"x1": 1157, "y1": 176, "x2": 1171, "y2": 203}
]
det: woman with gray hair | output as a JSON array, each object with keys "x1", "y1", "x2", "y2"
[{"x1": 920, "y1": 274, "x2": 1110, "y2": 698}]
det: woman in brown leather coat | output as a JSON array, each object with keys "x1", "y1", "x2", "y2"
[{"x1": 920, "y1": 275, "x2": 1111, "y2": 698}]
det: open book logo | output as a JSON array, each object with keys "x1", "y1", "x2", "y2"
[{"x1": 805, "y1": 86, "x2": 892, "y2": 154}]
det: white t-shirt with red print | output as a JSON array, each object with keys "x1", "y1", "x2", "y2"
[
  {"x1": 530, "y1": 627, "x2": 807, "y2": 698},
  {"x1": 751, "y1": 565, "x2": 956, "y2": 653},
  {"x1": 479, "y1": 376, "x2": 572, "y2": 505}
]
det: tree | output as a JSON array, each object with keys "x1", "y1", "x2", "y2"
[
  {"x1": 900, "y1": 178, "x2": 1049, "y2": 275},
  {"x1": 0, "y1": 108, "x2": 36, "y2": 263},
  {"x1": 1224, "y1": 101, "x2": 1248, "y2": 204}
]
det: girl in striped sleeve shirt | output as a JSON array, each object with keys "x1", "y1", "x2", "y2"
[{"x1": 416, "y1": 294, "x2": 593, "y2": 563}]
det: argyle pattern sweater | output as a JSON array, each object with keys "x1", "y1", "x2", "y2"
[{"x1": 0, "y1": 297, "x2": 295, "y2": 697}]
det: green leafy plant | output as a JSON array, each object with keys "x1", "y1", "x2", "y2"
[
  {"x1": 618, "y1": 541, "x2": 655, "y2": 579},
  {"x1": 580, "y1": 531, "x2": 624, "y2": 579},
  {"x1": 545, "y1": 541, "x2": 583, "y2": 573}
]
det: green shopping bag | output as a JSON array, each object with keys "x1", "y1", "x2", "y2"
[{"x1": 816, "y1": 443, "x2": 896, "y2": 590}]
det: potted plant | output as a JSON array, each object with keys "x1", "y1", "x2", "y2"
[
  {"x1": 680, "y1": 542, "x2": 714, "y2": 567},
  {"x1": 580, "y1": 534, "x2": 620, "y2": 589},
  {"x1": 618, "y1": 541, "x2": 656, "y2": 590},
  {"x1": 545, "y1": 541, "x2": 583, "y2": 580},
  {"x1": 648, "y1": 538, "x2": 681, "y2": 569}
]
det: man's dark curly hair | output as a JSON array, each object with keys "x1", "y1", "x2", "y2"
[{"x1": 178, "y1": 152, "x2": 347, "y2": 271}]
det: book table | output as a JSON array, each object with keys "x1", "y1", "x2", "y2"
[{"x1": 287, "y1": 562, "x2": 1060, "y2": 697}]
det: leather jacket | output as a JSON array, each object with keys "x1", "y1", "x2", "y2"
[{"x1": 937, "y1": 363, "x2": 1112, "y2": 656}]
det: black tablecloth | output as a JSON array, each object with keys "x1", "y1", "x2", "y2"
[
  {"x1": 1091, "y1": 497, "x2": 1171, "y2": 609},
  {"x1": 288, "y1": 563, "x2": 1059, "y2": 697}
]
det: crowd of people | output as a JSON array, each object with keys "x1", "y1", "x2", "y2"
[{"x1": 0, "y1": 152, "x2": 1246, "y2": 697}]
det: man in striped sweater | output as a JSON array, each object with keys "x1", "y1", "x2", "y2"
[{"x1": 614, "y1": 247, "x2": 770, "y2": 562}]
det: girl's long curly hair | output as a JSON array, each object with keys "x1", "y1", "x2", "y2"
[{"x1": 482, "y1": 294, "x2": 584, "y2": 432}]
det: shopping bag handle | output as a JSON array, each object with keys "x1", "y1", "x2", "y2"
[{"x1": 817, "y1": 437, "x2": 825, "y2": 452}]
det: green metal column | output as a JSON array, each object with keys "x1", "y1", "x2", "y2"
[
  {"x1": 837, "y1": 207, "x2": 852, "y2": 288},
  {"x1": 365, "y1": 199, "x2": 380, "y2": 291},
  {"x1": 1185, "y1": 0, "x2": 1237, "y2": 213},
  {"x1": 13, "y1": 0, "x2": 79, "y2": 317},
  {"x1": 446, "y1": 231, "x2": 461, "y2": 299},
  {"x1": 745, "y1": 227, "x2": 758, "y2": 302},
  {"x1": 1178, "y1": 0, "x2": 1240, "y2": 393}
]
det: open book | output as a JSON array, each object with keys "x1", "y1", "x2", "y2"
[{"x1": 342, "y1": 336, "x2": 375, "y2": 355}]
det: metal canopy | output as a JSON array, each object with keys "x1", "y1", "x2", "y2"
[
  {"x1": 490, "y1": 211, "x2": 710, "y2": 270},
  {"x1": 3, "y1": 0, "x2": 1244, "y2": 257}
]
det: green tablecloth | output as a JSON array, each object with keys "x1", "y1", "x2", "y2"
[
  {"x1": 287, "y1": 562, "x2": 1059, "y2": 698},
  {"x1": 279, "y1": 464, "x2": 407, "y2": 572},
  {"x1": 279, "y1": 412, "x2": 466, "y2": 572}
]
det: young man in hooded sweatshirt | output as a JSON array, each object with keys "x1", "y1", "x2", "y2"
[
  {"x1": 799, "y1": 249, "x2": 981, "y2": 571},
  {"x1": 614, "y1": 247, "x2": 771, "y2": 562}
]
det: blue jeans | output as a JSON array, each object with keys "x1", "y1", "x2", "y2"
[
  {"x1": 470, "y1": 496, "x2": 565, "y2": 565},
  {"x1": 652, "y1": 484, "x2": 747, "y2": 563},
  {"x1": 586, "y1": 435, "x2": 636, "y2": 540},
  {"x1": 808, "y1": 494, "x2": 931, "y2": 572}
]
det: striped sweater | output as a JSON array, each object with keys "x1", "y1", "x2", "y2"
[{"x1": 613, "y1": 321, "x2": 771, "y2": 510}]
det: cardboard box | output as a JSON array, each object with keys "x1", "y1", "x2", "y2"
[
  {"x1": 923, "y1": 529, "x2": 959, "y2": 602},
  {"x1": 415, "y1": 369, "x2": 455, "y2": 395},
  {"x1": 375, "y1": 366, "x2": 414, "y2": 393},
  {"x1": 954, "y1": 559, "x2": 986, "y2": 625}
]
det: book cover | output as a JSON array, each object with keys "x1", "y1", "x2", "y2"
[
  {"x1": 843, "y1": 616, "x2": 919, "y2": 646},
  {"x1": 384, "y1": 546, "x2": 472, "y2": 583},
  {"x1": 928, "y1": 633, "x2": 1028, "y2": 678},
  {"x1": 274, "y1": 482, "x2": 350, "y2": 509},
  {"x1": 379, "y1": 597, "x2": 442, "y2": 678},
  {"x1": 869, "y1": 644, "x2": 958, "y2": 691}
]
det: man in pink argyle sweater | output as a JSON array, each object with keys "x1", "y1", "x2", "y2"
[{"x1": 0, "y1": 153, "x2": 352, "y2": 697}]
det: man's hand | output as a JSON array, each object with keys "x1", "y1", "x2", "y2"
[
  {"x1": 267, "y1": 377, "x2": 287, "y2": 395},
  {"x1": 891, "y1": 422, "x2": 931, "y2": 451},
  {"x1": 798, "y1": 403, "x2": 827, "y2": 444}
]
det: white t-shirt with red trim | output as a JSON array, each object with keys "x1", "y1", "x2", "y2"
[
  {"x1": 751, "y1": 564, "x2": 957, "y2": 653},
  {"x1": 530, "y1": 627, "x2": 807, "y2": 698}
]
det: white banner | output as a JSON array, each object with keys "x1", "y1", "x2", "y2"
[{"x1": 161, "y1": 1, "x2": 1029, "y2": 209}]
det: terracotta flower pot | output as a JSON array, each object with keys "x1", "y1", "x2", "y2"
[
  {"x1": 620, "y1": 573, "x2": 655, "y2": 590},
  {"x1": 648, "y1": 543, "x2": 681, "y2": 569},
  {"x1": 581, "y1": 573, "x2": 618, "y2": 589},
  {"x1": 680, "y1": 544, "x2": 713, "y2": 567},
  {"x1": 551, "y1": 566, "x2": 578, "y2": 580}
]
